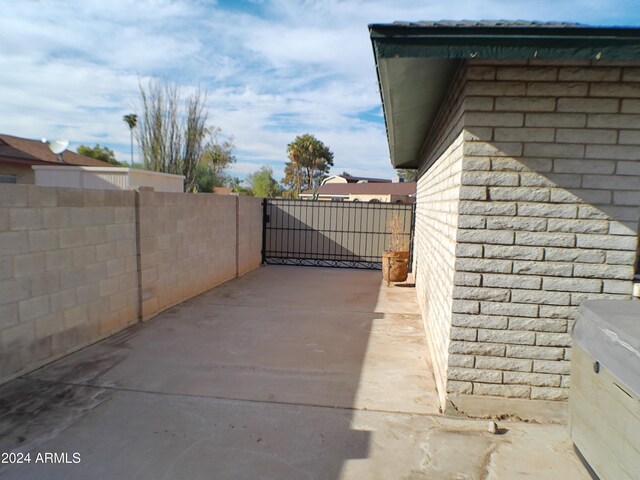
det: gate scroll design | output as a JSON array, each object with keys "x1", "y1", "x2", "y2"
[{"x1": 261, "y1": 199, "x2": 415, "y2": 270}]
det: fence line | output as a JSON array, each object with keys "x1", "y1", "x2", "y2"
[{"x1": 262, "y1": 198, "x2": 415, "y2": 269}]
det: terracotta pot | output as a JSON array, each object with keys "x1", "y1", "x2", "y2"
[{"x1": 382, "y1": 250, "x2": 409, "y2": 283}]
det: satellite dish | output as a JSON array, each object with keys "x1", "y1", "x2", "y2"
[
  {"x1": 48, "y1": 138, "x2": 69, "y2": 155},
  {"x1": 41, "y1": 137, "x2": 69, "y2": 163}
]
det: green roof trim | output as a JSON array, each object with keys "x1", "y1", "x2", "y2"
[{"x1": 369, "y1": 22, "x2": 640, "y2": 169}]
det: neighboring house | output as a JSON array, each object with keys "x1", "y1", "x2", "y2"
[
  {"x1": 300, "y1": 181, "x2": 415, "y2": 203},
  {"x1": 0, "y1": 133, "x2": 114, "y2": 184},
  {"x1": 322, "y1": 174, "x2": 392, "y2": 185},
  {"x1": 370, "y1": 21, "x2": 640, "y2": 418},
  {"x1": 0, "y1": 133, "x2": 183, "y2": 192},
  {"x1": 212, "y1": 186, "x2": 234, "y2": 195}
]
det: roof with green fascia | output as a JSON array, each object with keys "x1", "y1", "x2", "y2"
[{"x1": 369, "y1": 21, "x2": 640, "y2": 169}]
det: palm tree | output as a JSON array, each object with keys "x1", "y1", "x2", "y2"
[
  {"x1": 122, "y1": 113, "x2": 138, "y2": 164},
  {"x1": 284, "y1": 134, "x2": 333, "y2": 198}
]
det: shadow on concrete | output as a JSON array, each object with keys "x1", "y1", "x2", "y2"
[{"x1": 0, "y1": 266, "x2": 437, "y2": 479}]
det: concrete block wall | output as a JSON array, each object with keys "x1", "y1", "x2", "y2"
[
  {"x1": 138, "y1": 190, "x2": 262, "y2": 320},
  {"x1": 416, "y1": 61, "x2": 640, "y2": 409},
  {"x1": 0, "y1": 185, "x2": 138, "y2": 382},
  {"x1": 238, "y1": 196, "x2": 263, "y2": 276},
  {"x1": 0, "y1": 185, "x2": 263, "y2": 384}
]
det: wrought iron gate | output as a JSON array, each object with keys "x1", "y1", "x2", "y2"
[{"x1": 262, "y1": 199, "x2": 415, "y2": 269}]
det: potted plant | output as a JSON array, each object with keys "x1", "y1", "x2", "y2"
[{"x1": 382, "y1": 212, "x2": 409, "y2": 284}]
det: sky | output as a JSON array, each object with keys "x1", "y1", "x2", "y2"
[{"x1": 2, "y1": 0, "x2": 640, "y2": 182}]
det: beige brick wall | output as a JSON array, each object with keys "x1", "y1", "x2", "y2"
[
  {"x1": 0, "y1": 185, "x2": 263, "y2": 384},
  {"x1": 416, "y1": 61, "x2": 640, "y2": 406},
  {"x1": 0, "y1": 185, "x2": 138, "y2": 382}
]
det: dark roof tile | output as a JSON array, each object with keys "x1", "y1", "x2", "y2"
[
  {"x1": 388, "y1": 20, "x2": 586, "y2": 28},
  {"x1": 0, "y1": 134, "x2": 117, "y2": 167}
]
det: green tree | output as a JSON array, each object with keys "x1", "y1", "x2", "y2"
[
  {"x1": 122, "y1": 113, "x2": 137, "y2": 164},
  {"x1": 230, "y1": 177, "x2": 253, "y2": 196},
  {"x1": 192, "y1": 164, "x2": 219, "y2": 192},
  {"x1": 200, "y1": 128, "x2": 235, "y2": 179},
  {"x1": 77, "y1": 144, "x2": 120, "y2": 165},
  {"x1": 282, "y1": 134, "x2": 334, "y2": 198},
  {"x1": 397, "y1": 169, "x2": 418, "y2": 182},
  {"x1": 192, "y1": 128, "x2": 236, "y2": 192},
  {"x1": 247, "y1": 166, "x2": 282, "y2": 198}
]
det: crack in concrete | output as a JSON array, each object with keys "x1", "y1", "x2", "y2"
[
  {"x1": 448, "y1": 398, "x2": 535, "y2": 424},
  {"x1": 171, "y1": 300, "x2": 419, "y2": 317},
  {"x1": 480, "y1": 441, "x2": 499, "y2": 480},
  {"x1": 21, "y1": 376, "x2": 442, "y2": 419}
]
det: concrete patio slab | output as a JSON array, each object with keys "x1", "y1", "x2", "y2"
[
  {"x1": 0, "y1": 266, "x2": 591, "y2": 479},
  {"x1": 0, "y1": 380, "x2": 589, "y2": 480},
  {"x1": 22, "y1": 267, "x2": 437, "y2": 414},
  {"x1": 193, "y1": 265, "x2": 421, "y2": 315}
]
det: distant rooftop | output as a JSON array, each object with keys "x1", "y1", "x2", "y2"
[
  {"x1": 322, "y1": 174, "x2": 392, "y2": 185},
  {"x1": 212, "y1": 186, "x2": 234, "y2": 195},
  {"x1": 0, "y1": 134, "x2": 115, "y2": 168},
  {"x1": 304, "y1": 181, "x2": 416, "y2": 197}
]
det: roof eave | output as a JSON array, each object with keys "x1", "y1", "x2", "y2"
[
  {"x1": 369, "y1": 24, "x2": 640, "y2": 169},
  {"x1": 0, "y1": 156, "x2": 53, "y2": 166}
]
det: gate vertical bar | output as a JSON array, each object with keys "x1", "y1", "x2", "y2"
[{"x1": 261, "y1": 198, "x2": 268, "y2": 265}]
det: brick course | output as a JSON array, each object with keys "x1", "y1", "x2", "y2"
[
  {"x1": 415, "y1": 61, "x2": 640, "y2": 405},
  {"x1": 415, "y1": 70, "x2": 467, "y2": 406},
  {"x1": 0, "y1": 186, "x2": 138, "y2": 382}
]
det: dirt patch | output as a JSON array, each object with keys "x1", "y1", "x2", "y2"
[{"x1": 26, "y1": 346, "x2": 128, "y2": 387}]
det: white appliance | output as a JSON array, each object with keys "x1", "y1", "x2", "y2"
[{"x1": 570, "y1": 300, "x2": 640, "y2": 480}]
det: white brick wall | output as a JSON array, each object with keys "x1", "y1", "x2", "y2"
[
  {"x1": 415, "y1": 68, "x2": 467, "y2": 406},
  {"x1": 415, "y1": 61, "x2": 640, "y2": 405}
]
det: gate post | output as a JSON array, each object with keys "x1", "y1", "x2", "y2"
[{"x1": 261, "y1": 198, "x2": 268, "y2": 265}]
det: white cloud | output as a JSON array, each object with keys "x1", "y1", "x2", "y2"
[
  {"x1": 1, "y1": 0, "x2": 639, "y2": 181},
  {"x1": 228, "y1": 161, "x2": 265, "y2": 176}
]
